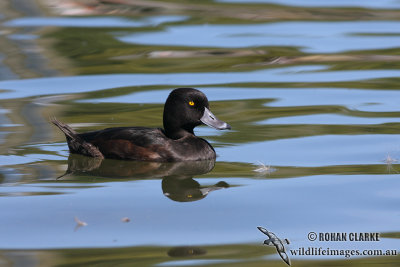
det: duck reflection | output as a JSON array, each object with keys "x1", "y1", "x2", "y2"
[
  {"x1": 60, "y1": 154, "x2": 229, "y2": 202},
  {"x1": 162, "y1": 177, "x2": 229, "y2": 202}
]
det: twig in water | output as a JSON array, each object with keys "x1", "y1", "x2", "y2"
[
  {"x1": 253, "y1": 161, "x2": 276, "y2": 175},
  {"x1": 383, "y1": 154, "x2": 398, "y2": 173}
]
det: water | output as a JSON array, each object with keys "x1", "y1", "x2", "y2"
[
  {"x1": 1, "y1": 0, "x2": 400, "y2": 266},
  {"x1": 117, "y1": 21, "x2": 400, "y2": 53}
]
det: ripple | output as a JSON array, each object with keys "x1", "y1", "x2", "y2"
[
  {"x1": 77, "y1": 87, "x2": 400, "y2": 113},
  {"x1": 218, "y1": 134, "x2": 400, "y2": 166},
  {"x1": 3, "y1": 66, "x2": 400, "y2": 99},
  {"x1": 264, "y1": 114, "x2": 400, "y2": 125},
  {"x1": 4, "y1": 15, "x2": 187, "y2": 28},
  {"x1": 259, "y1": 114, "x2": 400, "y2": 125},
  {"x1": 0, "y1": 154, "x2": 66, "y2": 166},
  {"x1": 217, "y1": 0, "x2": 400, "y2": 9},
  {"x1": 117, "y1": 21, "x2": 400, "y2": 53},
  {"x1": 156, "y1": 259, "x2": 241, "y2": 266},
  {"x1": 0, "y1": 176, "x2": 399, "y2": 249}
]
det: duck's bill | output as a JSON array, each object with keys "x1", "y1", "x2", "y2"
[{"x1": 201, "y1": 107, "x2": 231, "y2": 130}]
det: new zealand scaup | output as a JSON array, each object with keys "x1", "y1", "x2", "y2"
[{"x1": 52, "y1": 88, "x2": 231, "y2": 162}]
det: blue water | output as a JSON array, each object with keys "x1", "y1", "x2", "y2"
[
  {"x1": 218, "y1": 0, "x2": 400, "y2": 9},
  {"x1": 117, "y1": 21, "x2": 400, "y2": 53},
  {"x1": 4, "y1": 15, "x2": 187, "y2": 28},
  {"x1": 1, "y1": 175, "x2": 399, "y2": 257},
  {"x1": 4, "y1": 66, "x2": 400, "y2": 99}
]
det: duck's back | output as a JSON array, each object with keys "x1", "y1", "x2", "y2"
[{"x1": 79, "y1": 127, "x2": 216, "y2": 162}]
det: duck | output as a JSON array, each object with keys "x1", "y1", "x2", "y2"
[{"x1": 52, "y1": 88, "x2": 231, "y2": 162}]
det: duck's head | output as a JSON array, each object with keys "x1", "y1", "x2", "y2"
[{"x1": 163, "y1": 88, "x2": 231, "y2": 139}]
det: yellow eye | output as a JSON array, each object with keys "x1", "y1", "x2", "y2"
[{"x1": 188, "y1": 101, "x2": 195, "y2": 106}]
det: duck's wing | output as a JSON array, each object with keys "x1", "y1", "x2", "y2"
[
  {"x1": 80, "y1": 127, "x2": 166, "y2": 144},
  {"x1": 80, "y1": 127, "x2": 170, "y2": 161}
]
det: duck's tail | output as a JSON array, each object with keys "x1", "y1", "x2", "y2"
[
  {"x1": 51, "y1": 117, "x2": 78, "y2": 140},
  {"x1": 51, "y1": 117, "x2": 104, "y2": 159}
]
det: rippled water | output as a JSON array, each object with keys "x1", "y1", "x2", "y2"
[
  {"x1": 0, "y1": 0, "x2": 400, "y2": 266},
  {"x1": 117, "y1": 21, "x2": 400, "y2": 53}
]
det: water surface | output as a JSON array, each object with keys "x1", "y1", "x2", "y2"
[{"x1": 0, "y1": 0, "x2": 399, "y2": 266}]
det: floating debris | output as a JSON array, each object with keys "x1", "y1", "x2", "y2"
[
  {"x1": 74, "y1": 216, "x2": 88, "y2": 231},
  {"x1": 253, "y1": 161, "x2": 277, "y2": 175},
  {"x1": 121, "y1": 217, "x2": 131, "y2": 223},
  {"x1": 74, "y1": 216, "x2": 88, "y2": 226},
  {"x1": 383, "y1": 154, "x2": 398, "y2": 173}
]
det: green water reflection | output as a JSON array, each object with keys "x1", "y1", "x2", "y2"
[{"x1": 1, "y1": 244, "x2": 399, "y2": 267}]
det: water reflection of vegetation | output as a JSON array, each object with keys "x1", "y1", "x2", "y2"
[
  {"x1": 47, "y1": 25, "x2": 400, "y2": 75},
  {"x1": 46, "y1": 27, "x2": 303, "y2": 74},
  {"x1": 3, "y1": 158, "x2": 395, "y2": 186},
  {"x1": 381, "y1": 232, "x2": 400, "y2": 239},
  {"x1": 1, "y1": 243, "x2": 398, "y2": 267},
  {"x1": 43, "y1": 0, "x2": 400, "y2": 22},
  {"x1": 44, "y1": 17, "x2": 400, "y2": 76}
]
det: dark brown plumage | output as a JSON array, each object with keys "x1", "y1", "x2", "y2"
[{"x1": 52, "y1": 88, "x2": 231, "y2": 162}]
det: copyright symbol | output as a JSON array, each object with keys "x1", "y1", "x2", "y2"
[{"x1": 308, "y1": 232, "x2": 317, "y2": 241}]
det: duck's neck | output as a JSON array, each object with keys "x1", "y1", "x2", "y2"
[
  {"x1": 163, "y1": 124, "x2": 194, "y2": 140},
  {"x1": 163, "y1": 103, "x2": 196, "y2": 139}
]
